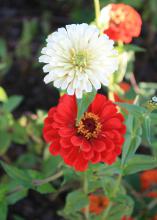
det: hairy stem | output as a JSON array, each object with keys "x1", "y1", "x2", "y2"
[
  {"x1": 32, "y1": 170, "x2": 63, "y2": 185},
  {"x1": 83, "y1": 171, "x2": 89, "y2": 220}
]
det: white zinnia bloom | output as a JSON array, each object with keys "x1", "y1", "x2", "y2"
[{"x1": 39, "y1": 23, "x2": 118, "y2": 98}]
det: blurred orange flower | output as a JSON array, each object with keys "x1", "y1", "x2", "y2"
[
  {"x1": 140, "y1": 169, "x2": 157, "y2": 198},
  {"x1": 88, "y1": 194, "x2": 109, "y2": 214},
  {"x1": 151, "y1": 215, "x2": 157, "y2": 220},
  {"x1": 101, "y1": 3, "x2": 142, "y2": 43}
]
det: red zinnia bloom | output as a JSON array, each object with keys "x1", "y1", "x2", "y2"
[
  {"x1": 102, "y1": 3, "x2": 142, "y2": 43},
  {"x1": 43, "y1": 94, "x2": 126, "y2": 171},
  {"x1": 114, "y1": 82, "x2": 134, "y2": 104},
  {"x1": 87, "y1": 194, "x2": 109, "y2": 215},
  {"x1": 140, "y1": 169, "x2": 157, "y2": 198}
]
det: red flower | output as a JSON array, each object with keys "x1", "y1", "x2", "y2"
[
  {"x1": 114, "y1": 82, "x2": 134, "y2": 104},
  {"x1": 87, "y1": 194, "x2": 109, "y2": 215},
  {"x1": 140, "y1": 169, "x2": 157, "y2": 198},
  {"x1": 103, "y1": 3, "x2": 142, "y2": 43},
  {"x1": 43, "y1": 94, "x2": 126, "y2": 171},
  {"x1": 122, "y1": 216, "x2": 134, "y2": 220},
  {"x1": 151, "y1": 215, "x2": 157, "y2": 220}
]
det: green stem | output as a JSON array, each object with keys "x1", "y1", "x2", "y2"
[
  {"x1": 94, "y1": 0, "x2": 100, "y2": 26},
  {"x1": 102, "y1": 173, "x2": 123, "y2": 220},
  {"x1": 102, "y1": 202, "x2": 113, "y2": 220},
  {"x1": 83, "y1": 171, "x2": 89, "y2": 220},
  {"x1": 7, "y1": 170, "x2": 63, "y2": 196},
  {"x1": 32, "y1": 170, "x2": 63, "y2": 185},
  {"x1": 108, "y1": 89, "x2": 115, "y2": 102},
  {"x1": 112, "y1": 173, "x2": 123, "y2": 197}
]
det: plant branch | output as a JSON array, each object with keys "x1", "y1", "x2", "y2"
[
  {"x1": 94, "y1": 0, "x2": 100, "y2": 27},
  {"x1": 83, "y1": 171, "x2": 89, "y2": 220},
  {"x1": 7, "y1": 170, "x2": 63, "y2": 196},
  {"x1": 32, "y1": 170, "x2": 63, "y2": 186}
]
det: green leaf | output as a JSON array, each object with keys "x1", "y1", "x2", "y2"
[
  {"x1": 0, "y1": 131, "x2": 11, "y2": 155},
  {"x1": 101, "y1": 176, "x2": 126, "y2": 198},
  {"x1": 13, "y1": 215, "x2": 25, "y2": 220},
  {"x1": 121, "y1": 115, "x2": 142, "y2": 165},
  {"x1": 142, "y1": 115, "x2": 151, "y2": 144},
  {"x1": 0, "y1": 201, "x2": 8, "y2": 220},
  {"x1": 0, "y1": 161, "x2": 32, "y2": 187},
  {"x1": 124, "y1": 44, "x2": 146, "y2": 52},
  {"x1": 3, "y1": 96, "x2": 23, "y2": 112},
  {"x1": 97, "y1": 159, "x2": 122, "y2": 176},
  {"x1": 0, "y1": 38, "x2": 7, "y2": 56},
  {"x1": 106, "y1": 195, "x2": 134, "y2": 220},
  {"x1": 7, "y1": 188, "x2": 28, "y2": 205},
  {"x1": 42, "y1": 156, "x2": 61, "y2": 177},
  {"x1": 123, "y1": 155, "x2": 157, "y2": 175},
  {"x1": 116, "y1": 102, "x2": 146, "y2": 117},
  {"x1": 64, "y1": 190, "x2": 88, "y2": 214},
  {"x1": 16, "y1": 153, "x2": 40, "y2": 169},
  {"x1": 77, "y1": 90, "x2": 96, "y2": 122},
  {"x1": 12, "y1": 123, "x2": 27, "y2": 144},
  {"x1": 0, "y1": 184, "x2": 8, "y2": 202},
  {"x1": 36, "y1": 183, "x2": 56, "y2": 194},
  {"x1": 0, "y1": 87, "x2": 8, "y2": 102}
]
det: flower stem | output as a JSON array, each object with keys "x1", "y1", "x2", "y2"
[
  {"x1": 103, "y1": 202, "x2": 113, "y2": 220},
  {"x1": 83, "y1": 171, "x2": 89, "y2": 220},
  {"x1": 102, "y1": 173, "x2": 123, "y2": 220},
  {"x1": 112, "y1": 173, "x2": 123, "y2": 197},
  {"x1": 94, "y1": 0, "x2": 100, "y2": 26}
]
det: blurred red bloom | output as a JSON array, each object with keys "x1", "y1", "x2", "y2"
[
  {"x1": 122, "y1": 216, "x2": 134, "y2": 220},
  {"x1": 43, "y1": 94, "x2": 126, "y2": 171},
  {"x1": 88, "y1": 194, "x2": 109, "y2": 214},
  {"x1": 85, "y1": 194, "x2": 133, "y2": 219},
  {"x1": 140, "y1": 169, "x2": 157, "y2": 198},
  {"x1": 103, "y1": 3, "x2": 142, "y2": 43},
  {"x1": 151, "y1": 215, "x2": 157, "y2": 220},
  {"x1": 114, "y1": 82, "x2": 133, "y2": 104}
]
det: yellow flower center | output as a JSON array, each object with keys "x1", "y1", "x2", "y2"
[
  {"x1": 111, "y1": 9, "x2": 126, "y2": 24},
  {"x1": 71, "y1": 49, "x2": 88, "y2": 72},
  {"x1": 77, "y1": 112, "x2": 102, "y2": 140}
]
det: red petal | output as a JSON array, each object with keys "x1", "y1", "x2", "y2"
[
  {"x1": 89, "y1": 94, "x2": 107, "y2": 114},
  {"x1": 71, "y1": 135, "x2": 82, "y2": 146},
  {"x1": 83, "y1": 150, "x2": 94, "y2": 160},
  {"x1": 48, "y1": 107, "x2": 56, "y2": 117},
  {"x1": 73, "y1": 152, "x2": 88, "y2": 171},
  {"x1": 91, "y1": 151, "x2": 101, "y2": 164},
  {"x1": 91, "y1": 139, "x2": 106, "y2": 152},
  {"x1": 49, "y1": 142, "x2": 60, "y2": 156},
  {"x1": 60, "y1": 138, "x2": 71, "y2": 148},
  {"x1": 100, "y1": 105, "x2": 117, "y2": 122},
  {"x1": 59, "y1": 128, "x2": 75, "y2": 137},
  {"x1": 81, "y1": 139, "x2": 91, "y2": 152},
  {"x1": 104, "y1": 118, "x2": 122, "y2": 130},
  {"x1": 64, "y1": 148, "x2": 79, "y2": 166}
]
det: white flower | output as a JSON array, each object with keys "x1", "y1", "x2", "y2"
[
  {"x1": 39, "y1": 23, "x2": 118, "y2": 98},
  {"x1": 98, "y1": 5, "x2": 111, "y2": 30}
]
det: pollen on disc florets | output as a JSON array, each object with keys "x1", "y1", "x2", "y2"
[
  {"x1": 77, "y1": 112, "x2": 102, "y2": 140},
  {"x1": 71, "y1": 49, "x2": 89, "y2": 72}
]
